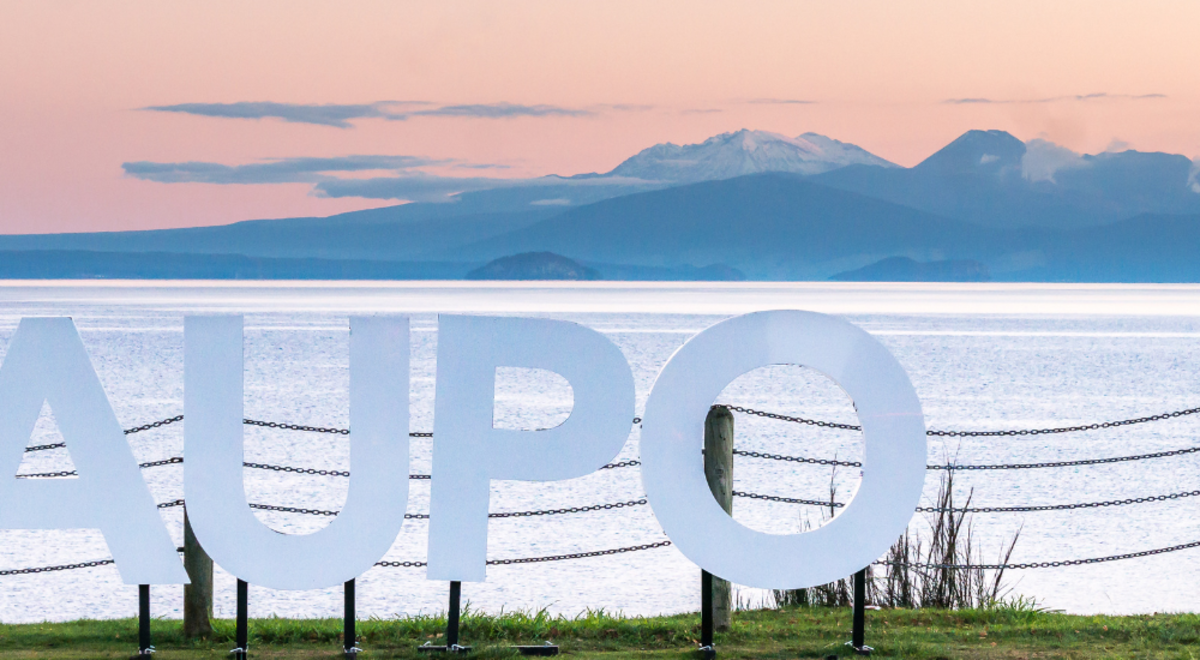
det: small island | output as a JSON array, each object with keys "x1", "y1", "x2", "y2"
[{"x1": 466, "y1": 252, "x2": 602, "y2": 280}]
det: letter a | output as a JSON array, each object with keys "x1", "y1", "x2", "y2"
[{"x1": 0, "y1": 318, "x2": 188, "y2": 584}]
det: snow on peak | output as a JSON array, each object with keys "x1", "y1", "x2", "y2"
[{"x1": 606, "y1": 129, "x2": 896, "y2": 183}]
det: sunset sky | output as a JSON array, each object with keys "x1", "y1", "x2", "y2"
[{"x1": 1, "y1": 1, "x2": 1197, "y2": 234}]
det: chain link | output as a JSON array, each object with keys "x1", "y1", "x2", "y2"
[
  {"x1": 737, "y1": 487, "x2": 1200, "y2": 514},
  {"x1": 487, "y1": 499, "x2": 647, "y2": 518},
  {"x1": 242, "y1": 461, "x2": 350, "y2": 478},
  {"x1": 23, "y1": 415, "x2": 183, "y2": 455},
  {"x1": 486, "y1": 540, "x2": 672, "y2": 565},
  {"x1": 600, "y1": 460, "x2": 641, "y2": 470},
  {"x1": 879, "y1": 539, "x2": 1200, "y2": 570},
  {"x1": 244, "y1": 418, "x2": 349, "y2": 435},
  {"x1": 124, "y1": 415, "x2": 185, "y2": 435},
  {"x1": 17, "y1": 456, "x2": 184, "y2": 479},
  {"x1": 737, "y1": 442, "x2": 1200, "y2": 472},
  {"x1": 24, "y1": 442, "x2": 66, "y2": 453},
  {"x1": 155, "y1": 497, "x2": 646, "y2": 520},
  {"x1": 733, "y1": 490, "x2": 843, "y2": 508},
  {"x1": 928, "y1": 446, "x2": 1200, "y2": 471},
  {"x1": 719, "y1": 405, "x2": 863, "y2": 431},
  {"x1": 733, "y1": 448, "x2": 862, "y2": 468},
  {"x1": 1, "y1": 542, "x2": 671, "y2": 576},
  {"x1": 916, "y1": 490, "x2": 1200, "y2": 514},
  {"x1": 0, "y1": 559, "x2": 116, "y2": 576},
  {"x1": 374, "y1": 540, "x2": 671, "y2": 569},
  {"x1": 720, "y1": 404, "x2": 1200, "y2": 438}
]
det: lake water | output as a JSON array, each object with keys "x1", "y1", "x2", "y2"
[{"x1": 3, "y1": 280, "x2": 1200, "y2": 623}]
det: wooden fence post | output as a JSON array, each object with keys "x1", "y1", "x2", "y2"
[
  {"x1": 704, "y1": 405, "x2": 734, "y2": 631},
  {"x1": 183, "y1": 511, "x2": 214, "y2": 638}
]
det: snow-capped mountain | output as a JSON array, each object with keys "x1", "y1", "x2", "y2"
[{"x1": 605, "y1": 129, "x2": 897, "y2": 183}]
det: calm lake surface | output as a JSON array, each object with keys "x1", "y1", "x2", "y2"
[{"x1": 3, "y1": 280, "x2": 1200, "y2": 622}]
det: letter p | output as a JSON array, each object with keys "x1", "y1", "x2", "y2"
[{"x1": 426, "y1": 315, "x2": 635, "y2": 581}]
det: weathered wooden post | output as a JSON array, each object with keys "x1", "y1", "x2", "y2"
[
  {"x1": 703, "y1": 405, "x2": 734, "y2": 631},
  {"x1": 182, "y1": 511, "x2": 214, "y2": 638}
]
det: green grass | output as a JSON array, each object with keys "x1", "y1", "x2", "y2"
[{"x1": 3, "y1": 605, "x2": 1200, "y2": 659}]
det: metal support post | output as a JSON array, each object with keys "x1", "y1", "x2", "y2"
[
  {"x1": 847, "y1": 569, "x2": 872, "y2": 656},
  {"x1": 344, "y1": 579, "x2": 359, "y2": 656},
  {"x1": 232, "y1": 579, "x2": 248, "y2": 660},
  {"x1": 699, "y1": 570, "x2": 715, "y2": 659},
  {"x1": 447, "y1": 581, "x2": 466, "y2": 651},
  {"x1": 137, "y1": 584, "x2": 153, "y2": 657},
  {"x1": 418, "y1": 581, "x2": 472, "y2": 653},
  {"x1": 340, "y1": 580, "x2": 357, "y2": 657}
]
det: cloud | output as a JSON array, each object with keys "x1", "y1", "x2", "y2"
[
  {"x1": 315, "y1": 172, "x2": 653, "y2": 203},
  {"x1": 680, "y1": 108, "x2": 724, "y2": 115},
  {"x1": 1104, "y1": 138, "x2": 1132, "y2": 153},
  {"x1": 122, "y1": 155, "x2": 455, "y2": 184},
  {"x1": 598, "y1": 104, "x2": 655, "y2": 112},
  {"x1": 142, "y1": 102, "x2": 424, "y2": 128},
  {"x1": 745, "y1": 98, "x2": 815, "y2": 105},
  {"x1": 409, "y1": 103, "x2": 592, "y2": 119},
  {"x1": 1021, "y1": 139, "x2": 1087, "y2": 183},
  {"x1": 144, "y1": 100, "x2": 594, "y2": 126},
  {"x1": 314, "y1": 174, "x2": 528, "y2": 202},
  {"x1": 944, "y1": 93, "x2": 1167, "y2": 105}
]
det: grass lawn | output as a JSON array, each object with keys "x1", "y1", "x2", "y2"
[{"x1": 2, "y1": 605, "x2": 1199, "y2": 659}]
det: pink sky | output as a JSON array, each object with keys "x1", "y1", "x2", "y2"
[{"x1": 1, "y1": 0, "x2": 1197, "y2": 234}]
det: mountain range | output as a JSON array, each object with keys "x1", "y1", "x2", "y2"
[{"x1": 1, "y1": 128, "x2": 1198, "y2": 281}]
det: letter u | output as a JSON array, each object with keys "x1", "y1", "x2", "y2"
[{"x1": 183, "y1": 316, "x2": 410, "y2": 589}]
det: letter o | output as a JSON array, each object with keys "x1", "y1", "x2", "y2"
[{"x1": 640, "y1": 310, "x2": 926, "y2": 589}]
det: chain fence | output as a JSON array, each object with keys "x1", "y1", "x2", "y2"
[{"x1": 9, "y1": 403, "x2": 1200, "y2": 575}]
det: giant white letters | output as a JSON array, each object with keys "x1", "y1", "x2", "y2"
[
  {"x1": 425, "y1": 316, "x2": 636, "y2": 582},
  {"x1": 0, "y1": 310, "x2": 927, "y2": 591},
  {"x1": 639, "y1": 310, "x2": 927, "y2": 589},
  {"x1": 184, "y1": 316, "x2": 411, "y2": 589},
  {"x1": 0, "y1": 318, "x2": 188, "y2": 584}
]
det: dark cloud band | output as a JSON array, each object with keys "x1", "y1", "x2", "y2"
[
  {"x1": 122, "y1": 155, "x2": 454, "y2": 184},
  {"x1": 144, "y1": 101, "x2": 593, "y2": 127}
]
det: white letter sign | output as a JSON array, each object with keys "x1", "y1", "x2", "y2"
[
  {"x1": 426, "y1": 315, "x2": 636, "y2": 582},
  {"x1": 184, "y1": 315, "x2": 411, "y2": 589},
  {"x1": 639, "y1": 310, "x2": 926, "y2": 589},
  {"x1": 0, "y1": 318, "x2": 188, "y2": 584},
  {"x1": 0, "y1": 310, "x2": 927, "y2": 592}
]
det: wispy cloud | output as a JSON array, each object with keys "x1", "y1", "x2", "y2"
[
  {"x1": 314, "y1": 172, "x2": 651, "y2": 202},
  {"x1": 314, "y1": 174, "x2": 522, "y2": 202},
  {"x1": 122, "y1": 155, "x2": 456, "y2": 184},
  {"x1": 597, "y1": 103, "x2": 655, "y2": 112},
  {"x1": 144, "y1": 100, "x2": 595, "y2": 127},
  {"x1": 745, "y1": 98, "x2": 815, "y2": 105},
  {"x1": 944, "y1": 93, "x2": 1167, "y2": 105},
  {"x1": 142, "y1": 102, "x2": 424, "y2": 128},
  {"x1": 409, "y1": 103, "x2": 592, "y2": 119},
  {"x1": 680, "y1": 108, "x2": 724, "y2": 115}
]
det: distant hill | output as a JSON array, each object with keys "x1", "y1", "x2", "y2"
[
  {"x1": 467, "y1": 252, "x2": 601, "y2": 280},
  {"x1": 0, "y1": 250, "x2": 472, "y2": 279},
  {"x1": 830, "y1": 257, "x2": 991, "y2": 282},
  {"x1": 454, "y1": 173, "x2": 1005, "y2": 279},
  {"x1": 0, "y1": 205, "x2": 558, "y2": 261}
]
